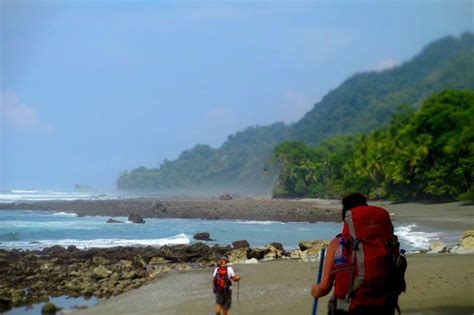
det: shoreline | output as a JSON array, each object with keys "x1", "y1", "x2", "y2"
[
  {"x1": 0, "y1": 198, "x2": 342, "y2": 223},
  {"x1": 1, "y1": 198, "x2": 473, "y2": 313},
  {"x1": 1, "y1": 198, "x2": 473, "y2": 227}
]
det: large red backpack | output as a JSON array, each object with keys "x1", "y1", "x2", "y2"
[{"x1": 332, "y1": 205, "x2": 406, "y2": 313}]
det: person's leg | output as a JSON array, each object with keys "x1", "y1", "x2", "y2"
[
  {"x1": 215, "y1": 292, "x2": 225, "y2": 315},
  {"x1": 215, "y1": 303, "x2": 222, "y2": 315},
  {"x1": 222, "y1": 290, "x2": 232, "y2": 315}
]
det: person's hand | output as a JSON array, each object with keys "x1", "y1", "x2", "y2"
[
  {"x1": 311, "y1": 284, "x2": 320, "y2": 298},
  {"x1": 233, "y1": 275, "x2": 241, "y2": 282}
]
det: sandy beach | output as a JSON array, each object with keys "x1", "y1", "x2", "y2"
[{"x1": 77, "y1": 254, "x2": 474, "y2": 315}]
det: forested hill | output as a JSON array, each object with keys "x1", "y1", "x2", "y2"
[
  {"x1": 274, "y1": 90, "x2": 474, "y2": 202},
  {"x1": 117, "y1": 33, "x2": 474, "y2": 194}
]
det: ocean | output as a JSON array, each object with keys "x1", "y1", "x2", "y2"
[{"x1": 0, "y1": 190, "x2": 443, "y2": 251}]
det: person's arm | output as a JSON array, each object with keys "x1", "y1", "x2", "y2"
[
  {"x1": 228, "y1": 267, "x2": 240, "y2": 281},
  {"x1": 311, "y1": 238, "x2": 338, "y2": 298}
]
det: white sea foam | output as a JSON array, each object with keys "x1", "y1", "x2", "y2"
[
  {"x1": 234, "y1": 220, "x2": 286, "y2": 225},
  {"x1": 0, "y1": 190, "x2": 119, "y2": 203},
  {"x1": 52, "y1": 212, "x2": 78, "y2": 217},
  {"x1": 395, "y1": 224, "x2": 439, "y2": 250},
  {"x1": 0, "y1": 233, "x2": 190, "y2": 250}
]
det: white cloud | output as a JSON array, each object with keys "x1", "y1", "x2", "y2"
[
  {"x1": 374, "y1": 58, "x2": 399, "y2": 72},
  {"x1": 0, "y1": 91, "x2": 54, "y2": 134}
]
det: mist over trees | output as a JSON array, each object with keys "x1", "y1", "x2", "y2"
[{"x1": 117, "y1": 33, "x2": 474, "y2": 198}]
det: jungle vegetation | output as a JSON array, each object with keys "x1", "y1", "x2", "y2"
[{"x1": 273, "y1": 90, "x2": 474, "y2": 201}]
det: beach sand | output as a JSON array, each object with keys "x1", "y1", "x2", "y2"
[{"x1": 78, "y1": 254, "x2": 474, "y2": 315}]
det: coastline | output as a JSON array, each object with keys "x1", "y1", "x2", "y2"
[
  {"x1": 1, "y1": 198, "x2": 473, "y2": 314},
  {"x1": 2, "y1": 197, "x2": 473, "y2": 228},
  {"x1": 0, "y1": 198, "x2": 342, "y2": 223}
]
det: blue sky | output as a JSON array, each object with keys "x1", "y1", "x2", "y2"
[{"x1": 1, "y1": 0, "x2": 472, "y2": 190}]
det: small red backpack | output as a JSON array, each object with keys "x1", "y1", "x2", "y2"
[
  {"x1": 332, "y1": 205, "x2": 406, "y2": 313},
  {"x1": 214, "y1": 266, "x2": 232, "y2": 293}
]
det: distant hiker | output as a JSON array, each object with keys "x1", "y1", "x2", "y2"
[
  {"x1": 213, "y1": 255, "x2": 241, "y2": 315},
  {"x1": 311, "y1": 192, "x2": 407, "y2": 315}
]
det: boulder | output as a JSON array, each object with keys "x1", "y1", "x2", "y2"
[
  {"x1": 263, "y1": 244, "x2": 284, "y2": 261},
  {"x1": 451, "y1": 230, "x2": 474, "y2": 254},
  {"x1": 128, "y1": 213, "x2": 145, "y2": 224},
  {"x1": 428, "y1": 240, "x2": 448, "y2": 253},
  {"x1": 92, "y1": 265, "x2": 112, "y2": 279},
  {"x1": 158, "y1": 243, "x2": 212, "y2": 262},
  {"x1": 244, "y1": 258, "x2": 259, "y2": 264},
  {"x1": 0, "y1": 297, "x2": 12, "y2": 313},
  {"x1": 298, "y1": 240, "x2": 330, "y2": 251},
  {"x1": 289, "y1": 248, "x2": 321, "y2": 262},
  {"x1": 219, "y1": 193, "x2": 233, "y2": 200},
  {"x1": 193, "y1": 232, "x2": 213, "y2": 241},
  {"x1": 42, "y1": 302, "x2": 58, "y2": 314},
  {"x1": 106, "y1": 218, "x2": 125, "y2": 224},
  {"x1": 66, "y1": 245, "x2": 78, "y2": 252},
  {"x1": 232, "y1": 240, "x2": 250, "y2": 249},
  {"x1": 42, "y1": 245, "x2": 66, "y2": 256},
  {"x1": 269, "y1": 242, "x2": 285, "y2": 252},
  {"x1": 248, "y1": 248, "x2": 265, "y2": 260},
  {"x1": 122, "y1": 271, "x2": 137, "y2": 279},
  {"x1": 227, "y1": 248, "x2": 249, "y2": 264},
  {"x1": 148, "y1": 256, "x2": 171, "y2": 265}
]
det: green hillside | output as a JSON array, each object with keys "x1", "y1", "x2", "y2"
[
  {"x1": 274, "y1": 90, "x2": 474, "y2": 201},
  {"x1": 117, "y1": 33, "x2": 474, "y2": 194}
]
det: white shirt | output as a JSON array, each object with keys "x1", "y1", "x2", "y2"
[{"x1": 213, "y1": 265, "x2": 235, "y2": 278}]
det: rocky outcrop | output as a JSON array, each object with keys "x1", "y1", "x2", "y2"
[
  {"x1": 290, "y1": 240, "x2": 330, "y2": 262},
  {"x1": 42, "y1": 302, "x2": 59, "y2": 314},
  {"x1": 248, "y1": 248, "x2": 265, "y2": 260},
  {"x1": 263, "y1": 243, "x2": 286, "y2": 261},
  {"x1": 298, "y1": 240, "x2": 329, "y2": 251},
  {"x1": 219, "y1": 193, "x2": 233, "y2": 200},
  {"x1": 232, "y1": 240, "x2": 250, "y2": 249},
  {"x1": 428, "y1": 241, "x2": 448, "y2": 253},
  {"x1": 228, "y1": 248, "x2": 249, "y2": 264},
  {"x1": 128, "y1": 213, "x2": 145, "y2": 224},
  {"x1": 106, "y1": 218, "x2": 125, "y2": 224},
  {"x1": 0, "y1": 239, "x2": 328, "y2": 312},
  {"x1": 193, "y1": 232, "x2": 213, "y2": 241},
  {"x1": 158, "y1": 243, "x2": 212, "y2": 262},
  {"x1": 451, "y1": 230, "x2": 474, "y2": 254}
]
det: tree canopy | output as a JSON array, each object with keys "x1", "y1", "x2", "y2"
[{"x1": 273, "y1": 90, "x2": 474, "y2": 202}]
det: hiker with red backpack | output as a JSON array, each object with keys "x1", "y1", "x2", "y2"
[
  {"x1": 311, "y1": 192, "x2": 407, "y2": 315},
  {"x1": 213, "y1": 255, "x2": 241, "y2": 315}
]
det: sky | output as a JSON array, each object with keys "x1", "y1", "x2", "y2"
[{"x1": 0, "y1": 0, "x2": 472, "y2": 191}]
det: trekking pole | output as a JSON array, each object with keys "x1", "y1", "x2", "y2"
[
  {"x1": 312, "y1": 248, "x2": 326, "y2": 315},
  {"x1": 237, "y1": 280, "x2": 240, "y2": 300}
]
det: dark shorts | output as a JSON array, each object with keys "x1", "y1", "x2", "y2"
[{"x1": 215, "y1": 290, "x2": 232, "y2": 310}]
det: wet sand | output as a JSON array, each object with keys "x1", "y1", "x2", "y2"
[{"x1": 78, "y1": 254, "x2": 474, "y2": 315}]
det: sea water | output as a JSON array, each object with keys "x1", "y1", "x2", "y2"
[{"x1": 0, "y1": 209, "x2": 441, "y2": 251}]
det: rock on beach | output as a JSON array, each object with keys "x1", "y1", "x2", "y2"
[{"x1": 451, "y1": 230, "x2": 474, "y2": 254}]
